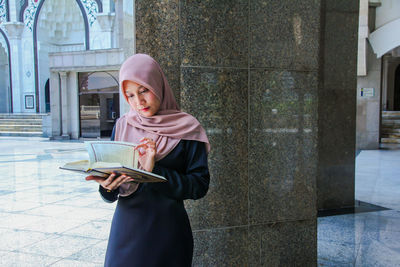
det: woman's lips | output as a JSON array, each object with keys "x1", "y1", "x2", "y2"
[{"x1": 141, "y1": 107, "x2": 150, "y2": 112}]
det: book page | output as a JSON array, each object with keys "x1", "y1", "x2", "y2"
[
  {"x1": 85, "y1": 141, "x2": 139, "y2": 169},
  {"x1": 61, "y1": 160, "x2": 90, "y2": 171}
]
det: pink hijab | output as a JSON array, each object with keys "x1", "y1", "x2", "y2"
[{"x1": 115, "y1": 54, "x2": 210, "y2": 161}]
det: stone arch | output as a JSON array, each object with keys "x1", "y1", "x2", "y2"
[
  {"x1": 369, "y1": 18, "x2": 400, "y2": 58},
  {"x1": 32, "y1": 0, "x2": 90, "y2": 112},
  {"x1": 0, "y1": 28, "x2": 12, "y2": 113}
]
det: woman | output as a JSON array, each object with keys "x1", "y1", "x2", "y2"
[{"x1": 86, "y1": 54, "x2": 210, "y2": 267}]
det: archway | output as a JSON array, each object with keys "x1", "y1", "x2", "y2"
[
  {"x1": 78, "y1": 71, "x2": 119, "y2": 137},
  {"x1": 0, "y1": 33, "x2": 11, "y2": 113},
  {"x1": 33, "y1": 0, "x2": 89, "y2": 113}
]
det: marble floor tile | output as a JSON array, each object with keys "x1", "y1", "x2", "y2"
[
  {"x1": 318, "y1": 240, "x2": 358, "y2": 265},
  {"x1": 0, "y1": 251, "x2": 61, "y2": 267},
  {"x1": 18, "y1": 217, "x2": 88, "y2": 234},
  {"x1": 318, "y1": 214, "x2": 364, "y2": 245},
  {"x1": 357, "y1": 210, "x2": 400, "y2": 233},
  {"x1": 0, "y1": 229, "x2": 54, "y2": 251},
  {"x1": 51, "y1": 195, "x2": 103, "y2": 208},
  {"x1": 355, "y1": 235, "x2": 400, "y2": 267},
  {"x1": 62, "y1": 220, "x2": 111, "y2": 240},
  {"x1": 18, "y1": 235, "x2": 100, "y2": 258},
  {"x1": 0, "y1": 212, "x2": 43, "y2": 229},
  {"x1": 0, "y1": 200, "x2": 43, "y2": 213},
  {"x1": 24, "y1": 204, "x2": 75, "y2": 218},
  {"x1": 48, "y1": 259, "x2": 103, "y2": 267},
  {"x1": 67, "y1": 240, "x2": 108, "y2": 264},
  {"x1": 318, "y1": 259, "x2": 354, "y2": 267}
]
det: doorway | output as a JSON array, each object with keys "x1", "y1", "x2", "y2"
[
  {"x1": 78, "y1": 71, "x2": 119, "y2": 138},
  {"x1": 394, "y1": 65, "x2": 400, "y2": 111}
]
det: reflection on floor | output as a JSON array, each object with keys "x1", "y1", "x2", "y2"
[
  {"x1": 0, "y1": 137, "x2": 113, "y2": 267},
  {"x1": 0, "y1": 137, "x2": 399, "y2": 266},
  {"x1": 318, "y1": 149, "x2": 400, "y2": 267}
]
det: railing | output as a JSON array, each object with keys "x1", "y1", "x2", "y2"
[{"x1": 48, "y1": 44, "x2": 85, "y2": 53}]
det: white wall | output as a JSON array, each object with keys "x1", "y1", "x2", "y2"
[{"x1": 375, "y1": 0, "x2": 400, "y2": 28}]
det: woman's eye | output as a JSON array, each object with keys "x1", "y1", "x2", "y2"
[{"x1": 139, "y1": 89, "x2": 149, "y2": 94}]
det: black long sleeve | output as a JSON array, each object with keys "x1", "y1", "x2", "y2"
[
  {"x1": 150, "y1": 140, "x2": 210, "y2": 200},
  {"x1": 99, "y1": 138, "x2": 210, "y2": 202}
]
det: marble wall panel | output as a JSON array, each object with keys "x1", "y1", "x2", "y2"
[
  {"x1": 249, "y1": 131, "x2": 317, "y2": 223},
  {"x1": 180, "y1": 0, "x2": 248, "y2": 68},
  {"x1": 181, "y1": 67, "x2": 248, "y2": 229},
  {"x1": 318, "y1": 1, "x2": 358, "y2": 210},
  {"x1": 135, "y1": 0, "x2": 181, "y2": 103},
  {"x1": 318, "y1": 89, "x2": 356, "y2": 210},
  {"x1": 322, "y1": 11, "x2": 359, "y2": 91},
  {"x1": 193, "y1": 227, "x2": 248, "y2": 266},
  {"x1": 248, "y1": 220, "x2": 317, "y2": 266},
  {"x1": 248, "y1": 69, "x2": 317, "y2": 223},
  {"x1": 250, "y1": 0, "x2": 320, "y2": 70},
  {"x1": 325, "y1": 0, "x2": 359, "y2": 12}
]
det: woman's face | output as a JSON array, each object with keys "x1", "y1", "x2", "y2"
[{"x1": 124, "y1": 81, "x2": 161, "y2": 117}]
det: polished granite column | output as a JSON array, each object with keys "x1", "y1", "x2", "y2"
[
  {"x1": 317, "y1": 1, "x2": 359, "y2": 210},
  {"x1": 135, "y1": 0, "x2": 181, "y2": 103},
  {"x1": 135, "y1": 0, "x2": 358, "y2": 265}
]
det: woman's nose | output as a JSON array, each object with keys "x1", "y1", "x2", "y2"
[{"x1": 136, "y1": 95, "x2": 145, "y2": 104}]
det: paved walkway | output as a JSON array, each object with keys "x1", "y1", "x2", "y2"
[
  {"x1": 0, "y1": 137, "x2": 399, "y2": 266},
  {"x1": 0, "y1": 137, "x2": 114, "y2": 266}
]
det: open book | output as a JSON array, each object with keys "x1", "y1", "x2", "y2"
[{"x1": 60, "y1": 141, "x2": 167, "y2": 183}]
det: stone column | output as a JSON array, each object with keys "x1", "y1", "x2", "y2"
[
  {"x1": 317, "y1": 1, "x2": 359, "y2": 210},
  {"x1": 3, "y1": 22, "x2": 25, "y2": 113},
  {"x1": 7, "y1": 0, "x2": 18, "y2": 22},
  {"x1": 68, "y1": 72, "x2": 80, "y2": 139},
  {"x1": 96, "y1": 13, "x2": 115, "y2": 49},
  {"x1": 102, "y1": 0, "x2": 112, "y2": 13},
  {"x1": 60, "y1": 71, "x2": 70, "y2": 139},
  {"x1": 136, "y1": 0, "x2": 359, "y2": 265},
  {"x1": 50, "y1": 71, "x2": 61, "y2": 137},
  {"x1": 115, "y1": 0, "x2": 134, "y2": 58}
]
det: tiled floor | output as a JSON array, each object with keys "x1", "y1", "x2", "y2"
[
  {"x1": 0, "y1": 137, "x2": 399, "y2": 266},
  {"x1": 0, "y1": 137, "x2": 115, "y2": 267},
  {"x1": 318, "y1": 149, "x2": 400, "y2": 267}
]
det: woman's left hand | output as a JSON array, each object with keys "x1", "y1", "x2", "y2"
[{"x1": 135, "y1": 137, "x2": 156, "y2": 172}]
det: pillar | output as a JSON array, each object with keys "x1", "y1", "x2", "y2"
[
  {"x1": 96, "y1": 13, "x2": 115, "y2": 49},
  {"x1": 50, "y1": 71, "x2": 61, "y2": 137},
  {"x1": 3, "y1": 22, "x2": 25, "y2": 113},
  {"x1": 60, "y1": 71, "x2": 70, "y2": 139},
  {"x1": 136, "y1": 0, "x2": 359, "y2": 265},
  {"x1": 317, "y1": 1, "x2": 359, "y2": 210}
]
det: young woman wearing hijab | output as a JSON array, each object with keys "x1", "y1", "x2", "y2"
[{"x1": 86, "y1": 54, "x2": 210, "y2": 267}]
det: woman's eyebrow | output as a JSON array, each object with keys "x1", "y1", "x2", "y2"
[{"x1": 138, "y1": 85, "x2": 145, "y2": 90}]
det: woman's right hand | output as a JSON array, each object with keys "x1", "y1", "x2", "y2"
[{"x1": 85, "y1": 173, "x2": 134, "y2": 191}]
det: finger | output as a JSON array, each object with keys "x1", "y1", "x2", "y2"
[
  {"x1": 116, "y1": 176, "x2": 133, "y2": 188},
  {"x1": 135, "y1": 143, "x2": 148, "y2": 150},
  {"x1": 139, "y1": 137, "x2": 153, "y2": 142},
  {"x1": 85, "y1": 176, "x2": 106, "y2": 184},
  {"x1": 100, "y1": 173, "x2": 117, "y2": 188},
  {"x1": 108, "y1": 175, "x2": 127, "y2": 189}
]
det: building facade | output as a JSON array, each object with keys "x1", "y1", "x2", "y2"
[
  {"x1": 0, "y1": 0, "x2": 132, "y2": 139},
  {"x1": 357, "y1": 0, "x2": 400, "y2": 149}
]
